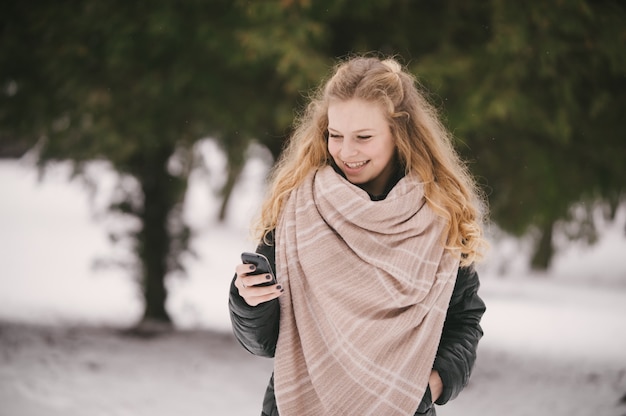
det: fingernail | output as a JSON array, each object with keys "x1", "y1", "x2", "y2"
[
  {"x1": 276, "y1": 285, "x2": 282, "y2": 290},
  {"x1": 265, "y1": 274, "x2": 272, "y2": 280},
  {"x1": 249, "y1": 265, "x2": 256, "y2": 271}
]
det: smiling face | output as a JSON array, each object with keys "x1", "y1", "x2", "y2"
[{"x1": 327, "y1": 98, "x2": 397, "y2": 196}]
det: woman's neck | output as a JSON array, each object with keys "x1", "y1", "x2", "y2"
[{"x1": 329, "y1": 160, "x2": 404, "y2": 201}]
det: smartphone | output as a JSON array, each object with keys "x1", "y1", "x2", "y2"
[{"x1": 241, "y1": 252, "x2": 277, "y2": 286}]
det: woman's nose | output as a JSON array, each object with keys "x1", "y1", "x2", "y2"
[{"x1": 340, "y1": 138, "x2": 357, "y2": 158}]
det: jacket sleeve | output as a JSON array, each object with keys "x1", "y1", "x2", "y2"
[
  {"x1": 432, "y1": 265, "x2": 486, "y2": 405},
  {"x1": 228, "y1": 235, "x2": 280, "y2": 358}
]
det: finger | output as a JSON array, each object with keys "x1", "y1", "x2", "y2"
[
  {"x1": 235, "y1": 263, "x2": 257, "y2": 276},
  {"x1": 242, "y1": 273, "x2": 275, "y2": 288},
  {"x1": 240, "y1": 282, "x2": 281, "y2": 297},
  {"x1": 244, "y1": 285, "x2": 285, "y2": 306},
  {"x1": 238, "y1": 283, "x2": 283, "y2": 304}
]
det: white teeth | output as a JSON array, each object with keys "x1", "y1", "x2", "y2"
[{"x1": 345, "y1": 161, "x2": 367, "y2": 169}]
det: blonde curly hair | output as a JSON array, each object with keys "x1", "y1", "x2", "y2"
[{"x1": 254, "y1": 56, "x2": 488, "y2": 266}]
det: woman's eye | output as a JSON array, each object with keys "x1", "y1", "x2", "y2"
[
  {"x1": 357, "y1": 135, "x2": 372, "y2": 140},
  {"x1": 329, "y1": 133, "x2": 342, "y2": 139}
]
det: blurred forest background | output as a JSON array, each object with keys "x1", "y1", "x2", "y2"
[{"x1": 1, "y1": 0, "x2": 625, "y2": 326}]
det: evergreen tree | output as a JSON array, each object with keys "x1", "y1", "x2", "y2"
[
  {"x1": 311, "y1": 0, "x2": 626, "y2": 269},
  {"x1": 0, "y1": 0, "x2": 326, "y2": 325}
]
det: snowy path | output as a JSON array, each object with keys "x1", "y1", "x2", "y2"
[{"x1": 1, "y1": 322, "x2": 625, "y2": 416}]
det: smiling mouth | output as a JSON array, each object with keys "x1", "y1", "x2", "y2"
[{"x1": 344, "y1": 160, "x2": 369, "y2": 169}]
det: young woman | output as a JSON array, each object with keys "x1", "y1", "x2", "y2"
[{"x1": 229, "y1": 56, "x2": 488, "y2": 416}]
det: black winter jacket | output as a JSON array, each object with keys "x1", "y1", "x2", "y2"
[{"x1": 229, "y1": 234, "x2": 486, "y2": 416}]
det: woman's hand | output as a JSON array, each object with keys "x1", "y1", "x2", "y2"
[
  {"x1": 234, "y1": 263, "x2": 284, "y2": 306},
  {"x1": 428, "y1": 369, "x2": 443, "y2": 403}
]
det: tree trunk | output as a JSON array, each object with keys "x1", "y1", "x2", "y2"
[
  {"x1": 137, "y1": 149, "x2": 175, "y2": 324},
  {"x1": 218, "y1": 161, "x2": 244, "y2": 222},
  {"x1": 218, "y1": 137, "x2": 246, "y2": 222},
  {"x1": 530, "y1": 221, "x2": 555, "y2": 271}
]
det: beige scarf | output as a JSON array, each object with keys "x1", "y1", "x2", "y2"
[{"x1": 274, "y1": 166, "x2": 460, "y2": 415}]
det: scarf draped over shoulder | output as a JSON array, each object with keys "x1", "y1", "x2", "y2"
[{"x1": 274, "y1": 165, "x2": 460, "y2": 415}]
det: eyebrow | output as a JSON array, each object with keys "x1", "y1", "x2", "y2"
[{"x1": 328, "y1": 127, "x2": 375, "y2": 133}]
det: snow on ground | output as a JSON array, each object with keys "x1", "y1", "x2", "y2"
[
  {"x1": 1, "y1": 152, "x2": 626, "y2": 415},
  {"x1": 0, "y1": 322, "x2": 275, "y2": 416}
]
